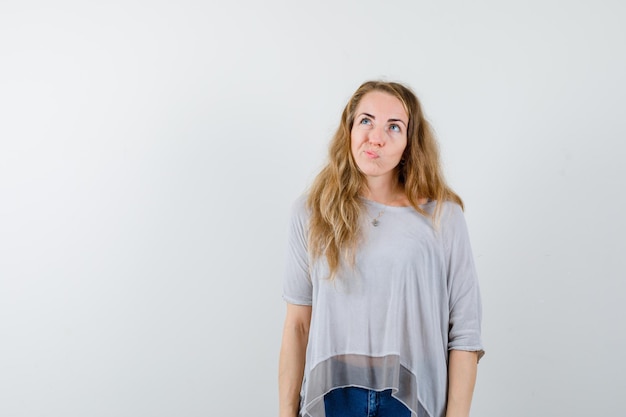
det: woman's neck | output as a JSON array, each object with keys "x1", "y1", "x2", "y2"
[{"x1": 362, "y1": 178, "x2": 406, "y2": 206}]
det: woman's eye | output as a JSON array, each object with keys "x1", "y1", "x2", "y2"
[
  {"x1": 390, "y1": 124, "x2": 401, "y2": 132},
  {"x1": 360, "y1": 118, "x2": 371, "y2": 125}
]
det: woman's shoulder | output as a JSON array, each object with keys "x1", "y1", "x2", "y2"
[
  {"x1": 291, "y1": 193, "x2": 309, "y2": 210},
  {"x1": 289, "y1": 193, "x2": 312, "y2": 222},
  {"x1": 436, "y1": 200, "x2": 472, "y2": 245},
  {"x1": 440, "y1": 199, "x2": 464, "y2": 215},
  {"x1": 416, "y1": 198, "x2": 461, "y2": 216}
]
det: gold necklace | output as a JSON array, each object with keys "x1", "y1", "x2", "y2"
[
  {"x1": 364, "y1": 187, "x2": 402, "y2": 227},
  {"x1": 371, "y1": 209, "x2": 385, "y2": 227},
  {"x1": 367, "y1": 196, "x2": 397, "y2": 227}
]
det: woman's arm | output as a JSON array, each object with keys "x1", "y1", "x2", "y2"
[
  {"x1": 445, "y1": 350, "x2": 478, "y2": 417},
  {"x1": 278, "y1": 303, "x2": 312, "y2": 417}
]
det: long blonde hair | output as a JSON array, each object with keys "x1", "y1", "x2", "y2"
[{"x1": 307, "y1": 81, "x2": 462, "y2": 278}]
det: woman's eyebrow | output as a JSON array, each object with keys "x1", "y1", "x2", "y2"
[{"x1": 388, "y1": 118, "x2": 407, "y2": 127}]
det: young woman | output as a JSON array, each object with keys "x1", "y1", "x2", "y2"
[{"x1": 279, "y1": 81, "x2": 484, "y2": 417}]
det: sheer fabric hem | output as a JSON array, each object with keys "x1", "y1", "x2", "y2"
[{"x1": 299, "y1": 354, "x2": 435, "y2": 417}]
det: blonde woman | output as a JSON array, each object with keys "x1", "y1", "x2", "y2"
[{"x1": 279, "y1": 81, "x2": 484, "y2": 417}]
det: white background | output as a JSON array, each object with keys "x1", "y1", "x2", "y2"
[{"x1": 1, "y1": 0, "x2": 625, "y2": 416}]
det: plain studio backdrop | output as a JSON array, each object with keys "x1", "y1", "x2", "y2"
[{"x1": 1, "y1": 0, "x2": 624, "y2": 416}]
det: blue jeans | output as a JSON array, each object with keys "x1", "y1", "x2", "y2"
[{"x1": 323, "y1": 387, "x2": 411, "y2": 417}]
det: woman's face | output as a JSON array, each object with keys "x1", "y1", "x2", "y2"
[{"x1": 350, "y1": 91, "x2": 408, "y2": 185}]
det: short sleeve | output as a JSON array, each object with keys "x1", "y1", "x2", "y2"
[
  {"x1": 442, "y1": 203, "x2": 485, "y2": 360},
  {"x1": 282, "y1": 196, "x2": 313, "y2": 306}
]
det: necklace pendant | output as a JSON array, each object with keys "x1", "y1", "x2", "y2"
[{"x1": 372, "y1": 219, "x2": 379, "y2": 227}]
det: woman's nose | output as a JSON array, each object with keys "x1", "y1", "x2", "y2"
[{"x1": 368, "y1": 126, "x2": 385, "y2": 146}]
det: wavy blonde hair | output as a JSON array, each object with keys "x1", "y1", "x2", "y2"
[{"x1": 307, "y1": 81, "x2": 463, "y2": 278}]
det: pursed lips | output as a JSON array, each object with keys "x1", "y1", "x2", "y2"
[{"x1": 364, "y1": 150, "x2": 379, "y2": 159}]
